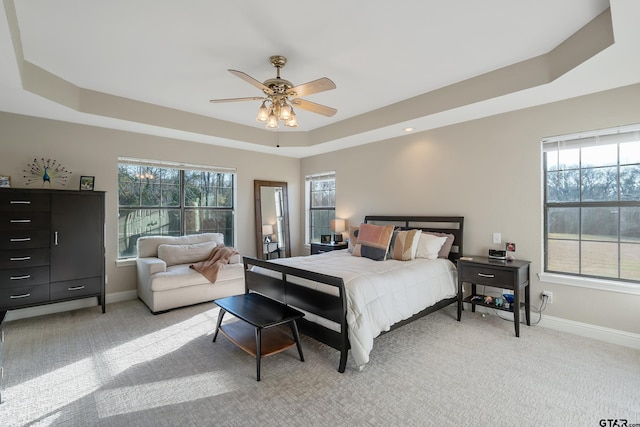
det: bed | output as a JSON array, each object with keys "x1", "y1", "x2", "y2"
[{"x1": 242, "y1": 215, "x2": 464, "y2": 372}]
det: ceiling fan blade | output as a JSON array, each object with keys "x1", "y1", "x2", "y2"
[
  {"x1": 209, "y1": 96, "x2": 265, "y2": 103},
  {"x1": 287, "y1": 77, "x2": 336, "y2": 97},
  {"x1": 228, "y1": 69, "x2": 274, "y2": 95},
  {"x1": 291, "y1": 98, "x2": 337, "y2": 117}
]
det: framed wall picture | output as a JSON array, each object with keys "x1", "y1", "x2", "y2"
[
  {"x1": 0, "y1": 175, "x2": 10, "y2": 188},
  {"x1": 80, "y1": 176, "x2": 95, "y2": 191}
]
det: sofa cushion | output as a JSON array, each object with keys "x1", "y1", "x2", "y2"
[
  {"x1": 150, "y1": 263, "x2": 244, "y2": 292},
  {"x1": 157, "y1": 240, "x2": 218, "y2": 267},
  {"x1": 137, "y1": 233, "x2": 225, "y2": 258}
]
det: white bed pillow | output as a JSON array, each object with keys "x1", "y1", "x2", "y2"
[
  {"x1": 415, "y1": 233, "x2": 448, "y2": 260},
  {"x1": 157, "y1": 240, "x2": 218, "y2": 266}
]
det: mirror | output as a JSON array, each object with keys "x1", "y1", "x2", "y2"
[{"x1": 254, "y1": 180, "x2": 291, "y2": 260}]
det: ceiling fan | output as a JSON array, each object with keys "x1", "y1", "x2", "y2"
[{"x1": 210, "y1": 55, "x2": 337, "y2": 129}]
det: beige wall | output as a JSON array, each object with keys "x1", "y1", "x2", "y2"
[
  {"x1": 301, "y1": 83, "x2": 640, "y2": 335},
  {"x1": 2, "y1": 83, "x2": 639, "y2": 335},
  {"x1": 0, "y1": 112, "x2": 300, "y2": 295}
]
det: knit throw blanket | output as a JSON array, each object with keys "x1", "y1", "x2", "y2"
[{"x1": 189, "y1": 245, "x2": 240, "y2": 283}]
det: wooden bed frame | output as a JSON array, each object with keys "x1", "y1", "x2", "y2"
[{"x1": 242, "y1": 215, "x2": 464, "y2": 372}]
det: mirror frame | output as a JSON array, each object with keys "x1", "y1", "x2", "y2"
[{"x1": 254, "y1": 180, "x2": 291, "y2": 259}]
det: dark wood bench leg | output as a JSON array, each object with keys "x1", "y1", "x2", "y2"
[
  {"x1": 255, "y1": 327, "x2": 262, "y2": 381},
  {"x1": 212, "y1": 309, "x2": 226, "y2": 342},
  {"x1": 289, "y1": 320, "x2": 304, "y2": 362}
]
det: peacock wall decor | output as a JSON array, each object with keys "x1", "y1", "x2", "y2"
[{"x1": 23, "y1": 158, "x2": 71, "y2": 187}]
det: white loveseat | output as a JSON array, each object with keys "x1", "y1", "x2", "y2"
[{"x1": 136, "y1": 233, "x2": 245, "y2": 313}]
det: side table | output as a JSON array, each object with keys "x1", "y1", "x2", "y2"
[
  {"x1": 310, "y1": 242, "x2": 348, "y2": 255},
  {"x1": 457, "y1": 256, "x2": 531, "y2": 337}
]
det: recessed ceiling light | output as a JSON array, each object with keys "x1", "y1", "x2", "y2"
[{"x1": 404, "y1": 127, "x2": 414, "y2": 132}]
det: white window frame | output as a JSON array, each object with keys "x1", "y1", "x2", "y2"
[
  {"x1": 117, "y1": 157, "x2": 237, "y2": 260},
  {"x1": 304, "y1": 171, "x2": 336, "y2": 245},
  {"x1": 540, "y1": 124, "x2": 640, "y2": 295}
]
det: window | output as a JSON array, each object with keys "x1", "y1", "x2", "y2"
[
  {"x1": 118, "y1": 158, "x2": 235, "y2": 259},
  {"x1": 543, "y1": 125, "x2": 640, "y2": 284},
  {"x1": 305, "y1": 172, "x2": 336, "y2": 243}
]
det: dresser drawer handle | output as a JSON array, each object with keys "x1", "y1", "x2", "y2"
[
  {"x1": 10, "y1": 200, "x2": 31, "y2": 205},
  {"x1": 477, "y1": 273, "x2": 495, "y2": 278},
  {"x1": 10, "y1": 237, "x2": 31, "y2": 242},
  {"x1": 67, "y1": 286, "x2": 85, "y2": 291},
  {"x1": 10, "y1": 275, "x2": 31, "y2": 280},
  {"x1": 10, "y1": 219, "x2": 31, "y2": 223},
  {"x1": 10, "y1": 256, "x2": 32, "y2": 261},
  {"x1": 10, "y1": 293, "x2": 31, "y2": 299}
]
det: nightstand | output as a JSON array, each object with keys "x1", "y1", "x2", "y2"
[
  {"x1": 310, "y1": 242, "x2": 348, "y2": 255},
  {"x1": 457, "y1": 256, "x2": 531, "y2": 337}
]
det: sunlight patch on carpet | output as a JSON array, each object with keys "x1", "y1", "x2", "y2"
[{"x1": 94, "y1": 372, "x2": 239, "y2": 418}]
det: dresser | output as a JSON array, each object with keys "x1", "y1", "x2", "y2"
[
  {"x1": 0, "y1": 310, "x2": 5, "y2": 403},
  {"x1": 0, "y1": 188, "x2": 105, "y2": 313}
]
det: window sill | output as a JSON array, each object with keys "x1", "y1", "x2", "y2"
[
  {"x1": 116, "y1": 258, "x2": 136, "y2": 268},
  {"x1": 539, "y1": 272, "x2": 640, "y2": 296}
]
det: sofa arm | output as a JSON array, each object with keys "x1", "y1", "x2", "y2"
[{"x1": 136, "y1": 257, "x2": 167, "y2": 288}]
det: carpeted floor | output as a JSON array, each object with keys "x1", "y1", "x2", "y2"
[{"x1": 0, "y1": 299, "x2": 638, "y2": 426}]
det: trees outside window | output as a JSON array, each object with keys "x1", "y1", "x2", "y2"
[
  {"x1": 544, "y1": 127, "x2": 640, "y2": 283},
  {"x1": 118, "y1": 161, "x2": 235, "y2": 258},
  {"x1": 306, "y1": 173, "x2": 336, "y2": 244}
]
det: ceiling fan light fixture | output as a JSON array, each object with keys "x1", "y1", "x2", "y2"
[
  {"x1": 285, "y1": 108, "x2": 298, "y2": 128},
  {"x1": 266, "y1": 110, "x2": 279, "y2": 128},
  {"x1": 256, "y1": 101, "x2": 269, "y2": 122},
  {"x1": 279, "y1": 100, "x2": 291, "y2": 121},
  {"x1": 211, "y1": 55, "x2": 337, "y2": 130}
]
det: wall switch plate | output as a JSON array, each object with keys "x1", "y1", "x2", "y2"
[{"x1": 493, "y1": 232, "x2": 501, "y2": 244}]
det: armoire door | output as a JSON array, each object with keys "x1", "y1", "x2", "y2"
[{"x1": 50, "y1": 192, "x2": 104, "y2": 283}]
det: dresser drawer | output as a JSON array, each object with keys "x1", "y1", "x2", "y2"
[
  {"x1": 0, "y1": 266, "x2": 50, "y2": 288},
  {"x1": 459, "y1": 264, "x2": 513, "y2": 287},
  {"x1": 0, "y1": 230, "x2": 50, "y2": 250},
  {"x1": 0, "y1": 248, "x2": 49, "y2": 269},
  {"x1": 0, "y1": 283, "x2": 49, "y2": 308},
  {"x1": 0, "y1": 212, "x2": 49, "y2": 231},
  {"x1": 0, "y1": 193, "x2": 50, "y2": 212},
  {"x1": 50, "y1": 277, "x2": 101, "y2": 300}
]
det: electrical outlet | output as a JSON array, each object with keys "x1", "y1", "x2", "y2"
[
  {"x1": 492, "y1": 232, "x2": 501, "y2": 244},
  {"x1": 542, "y1": 290, "x2": 553, "y2": 304}
]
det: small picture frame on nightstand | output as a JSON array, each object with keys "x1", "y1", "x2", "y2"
[{"x1": 321, "y1": 234, "x2": 331, "y2": 244}]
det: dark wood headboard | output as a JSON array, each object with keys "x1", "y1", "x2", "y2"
[{"x1": 364, "y1": 215, "x2": 464, "y2": 262}]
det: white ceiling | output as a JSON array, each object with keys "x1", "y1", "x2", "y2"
[{"x1": 1, "y1": 0, "x2": 639, "y2": 158}]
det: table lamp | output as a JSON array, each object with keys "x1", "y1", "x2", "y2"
[
  {"x1": 262, "y1": 224, "x2": 273, "y2": 243},
  {"x1": 331, "y1": 219, "x2": 345, "y2": 243}
]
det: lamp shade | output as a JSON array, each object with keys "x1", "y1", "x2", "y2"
[
  {"x1": 262, "y1": 224, "x2": 274, "y2": 236},
  {"x1": 331, "y1": 219, "x2": 346, "y2": 233}
]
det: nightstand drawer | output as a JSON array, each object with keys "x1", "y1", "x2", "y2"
[
  {"x1": 310, "y1": 242, "x2": 348, "y2": 255},
  {"x1": 459, "y1": 265, "x2": 512, "y2": 287}
]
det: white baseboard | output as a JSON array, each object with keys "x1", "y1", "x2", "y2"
[
  {"x1": 106, "y1": 290, "x2": 138, "y2": 304},
  {"x1": 538, "y1": 314, "x2": 640, "y2": 351},
  {"x1": 467, "y1": 303, "x2": 640, "y2": 351},
  {"x1": 4, "y1": 290, "x2": 138, "y2": 322}
]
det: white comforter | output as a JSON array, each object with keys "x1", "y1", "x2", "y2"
[{"x1": 266, "y1": 250, "x2": 458, "y2": 367}]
